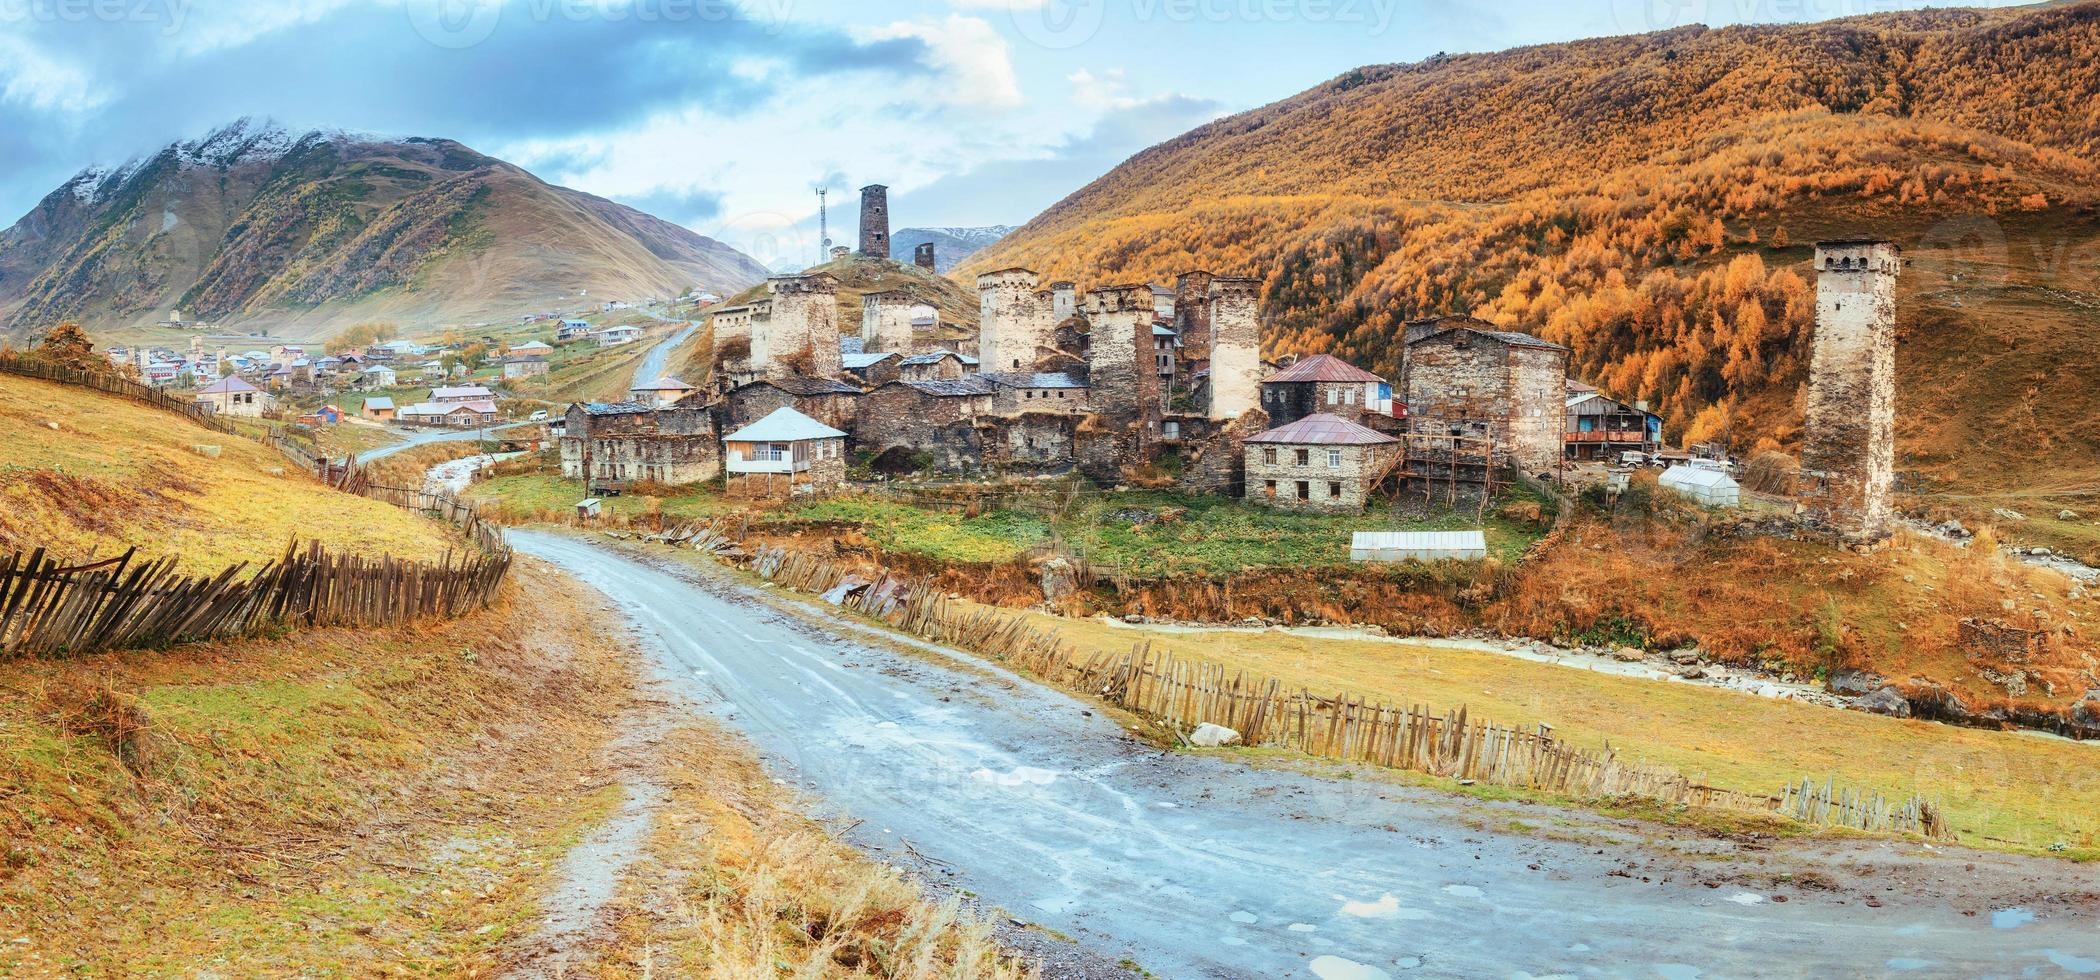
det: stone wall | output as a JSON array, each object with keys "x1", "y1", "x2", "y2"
[
  {"x1": 1800, "y1": 240, "x2": 1900, "y2": 542},
  {"x1": 861, "y1": 290, "x2": 915, "y2": 353},
  {"x1": 1175, "y1": 409, "x2": 1266, "y2": 498},
  {"x1": 980, "y1": 413, "x2": 1081, "y2": 472},
  {"x1": 723, "y1": 382, "x2": 861, "y2": 433},
  {"x1": 853, "y1": 382, "x2": 991, "y2": 471},
  {"x1": 561, "y1": 403, "x2": 720, "y2": 487},
  {"x1": 1244, "y1": 440, "x2": 1400, "y2": 514},
  {"x1": 1207, "y1": 276, "x2": 1263, "y2": 421},
  {"x1": 710, "y1": 301, "x2": 766, "y2": 379}
]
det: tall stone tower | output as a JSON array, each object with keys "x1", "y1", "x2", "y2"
[
  {"x1": 861, "y1": 290, "x2": 915, "y2": 354},
  {"x1": 1172, "y1": 271, "x2": 1217, "y2": 358},
  {"x1": 761, "y1": 274, "x2": 842, "y2": 379},
  {"x1": 1085, "y1": 283, "x2": 1163, "y2": 450},
  {"x1": 1800, "y1": 240, "x2": 1901, "y2": 543},
  {"x1": 913, "y1": 242, "x2": 937, "y2": 270},
  {"x1": 858, "y1": 184, "x2": 890, "y2": 259},
  {"x1": 1050, "y1": 282, "x2": 1078, "y2": 324},
  {"x1": 977, "y1": 268, "x2": 1046, "y2": 372},
  {"x1": 1206, "y1": 276, "x2": 1263, "y2": 420}
]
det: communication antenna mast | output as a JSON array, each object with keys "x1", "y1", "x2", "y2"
[{"x1": 815, "y1": 184, "x2": 831, "y2": 265}]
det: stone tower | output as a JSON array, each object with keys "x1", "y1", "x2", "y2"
[
  {"x1": 1085, "y1": 283, "x2": 1163, "y2": 450},
  {"x1": 1050, "y1": 281, "x2": 1078, "y2": 324},
  {"x1": 1206, "y1": 276, "x2": 1263, "y2": 420},
  {"x1": 1172, "y1": 271, "x2": 1216, "y2": 358},
  {"x1": 861, "y1": 290, "x2": 915, "y2": 354},
  {"x1": 914, "y1": 242, "x2": 937, "y2": 270},
  {"x1": 1800, "y1": 240, "x2": 1901, "y2": 543},
  {"x1": 761, "y1": 274, "x2": 842, "y2": 379},
  {"x1": 858, "y1": 184, "x2": 890, "y2": 259},
  {"x1": 977, "y1": 268, "x2": 1048, "y2": 372}
]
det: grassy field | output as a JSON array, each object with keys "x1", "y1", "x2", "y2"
[
  {"x1": 0, "y1": 375, "x2": 458, "y2": 570},
  {"x1": 466, "y1": 473, "x2": 729, "y2": 522},
  {"x1": 774, "y1": 497, "x2": 1054, "y2": 563},
  {"x1": 1022, "y1": 611, "x2": 2100, "y2": 857}
]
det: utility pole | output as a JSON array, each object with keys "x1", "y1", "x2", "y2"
[{"x1": 816, "y1": 185, "x2": 831, "y2": 266}]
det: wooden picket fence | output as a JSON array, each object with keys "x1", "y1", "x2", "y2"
[
  {"x1": 0, "y1": 540, "x2": 509, "y2": 658},
  {"x1": 668, "y1": 520, "x2": 1949, "y2": 840},
  {"x1": 0, "y1": 353, "x2": 237, "y2": 433}
]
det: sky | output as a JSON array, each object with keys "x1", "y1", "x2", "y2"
[{"x1": 0, "y1": 0, "x2": 2027, "y2": 267}]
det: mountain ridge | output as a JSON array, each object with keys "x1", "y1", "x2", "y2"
[{"x1": 0, "y1": 119, "x2": 771, "y2": 341}]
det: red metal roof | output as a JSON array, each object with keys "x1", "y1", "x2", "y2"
[
  {"x1": 1245, "y1": 412, "x2": 1398, "y2": 446},
  {"x1": 1262, "y1": 354, "x2": 1385, "y2": 385}
]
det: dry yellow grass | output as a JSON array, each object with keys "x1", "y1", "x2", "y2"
[
  {"x1": 1024, "y1": 611, "x2": 2100, "y2": 856},
  {"x1": 0, "y1": 374, "x2": 457, "y2": 570}
]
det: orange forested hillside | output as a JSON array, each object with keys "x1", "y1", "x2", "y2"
[{"x1": 964, "y1": 3, "x2": 2100, "y2": 490}]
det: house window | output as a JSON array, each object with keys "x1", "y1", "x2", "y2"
[
  {"x1": 1329, "y1": 481, "x2": 1342, "y2": 499},
  {"x1": 1057, "y1": 390, "x2": 1066, "y2": 398},
  {"x1": 1264, "y1": 479, "x2": 1276, "y2": 497},
  {"x1": 1327, "y1": 388, "x2": 1338, "y2": 405},
  {"x1": 1296, "y1": 481, "x2": 1310, "y2": 500},
  {"x1": 1262, "y1": 447, "x2": 1277, "y2": 465},
  {"x1": 1344, "y1": 388, "x2": 1356, "y2": 405},
  {"x1": 1025, "y1": 390, "x2": 1034, "y2": 399},
  {"x1": 1295, "y1": 448, "x2": 1310, "y2": 467},
  {"x1": 1163, "y1": 421, "x2": 1180, "y2": 440},
  {"x1": 1327, "y1": 449, "x2": 1341, "y2": 468}
]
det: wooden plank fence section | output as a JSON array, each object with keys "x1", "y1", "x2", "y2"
[
  {"x1": 0, "y1": 353, "x2": 237, "y2": 434},
  {"x1": 0, "y1": 357, "x2": 515, "y2": 657},
  {"x1": 663, "y1": 518, "x2": 1949, "y2": 841}
]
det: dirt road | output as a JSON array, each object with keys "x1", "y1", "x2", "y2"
[{"x1": 513, "y1": 531, "x2": 2100, "y2": 978}]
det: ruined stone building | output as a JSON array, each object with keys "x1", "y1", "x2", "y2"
[
  {"x1": 1402, "y1": 319, "x2": 1568, "y2": 476},
  {"x1": 559, "y1": 401, "x2": 720, "y2": 490},
  {"x1": 986, "y1": 372, "x2": 1089, "y2": 414},
  {"x1": 859, "y1": 185, "x2": 889, "y2": 258},
  {"x1": 853, "y1": 377, "x2": 998, "y2": 471},
  {"x1": 1260, "y1": 354, "x2": 1393, "y2": 428},
  {"x1": 899, "y1": 350, "x2": 976, "y2": 381},
  {"x1": 1243, "y1": 413, "x2": 1401, "y2": 514},
  {"x1": 723, "y1": 376, "x2": 862, "y2": 433},
  {"x1": 1800, "y1": 239, "x2": 1901, "y2": 542}
]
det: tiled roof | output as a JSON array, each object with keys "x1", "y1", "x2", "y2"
[
  {"x1": 900, "y1": 350, "x2": 977, "y2": 366},
  {"x1": 196, "y1": 375, "x2": 261, "y2": 394},
  {"x1": 1407, "y1": 318, "x2": 1566, "y2": 352},
  {"x1": 740, "y1": 376, "x2": 862, "y2": 396},
  {"x1": 1245, "y1": 412, "x2": 1398, "y2": 446},
  {"x1": 580, "y1": 401, "x2": 655, "y2": 415},
  {"x1": 364, "y1": 397, "x2": 395, "y2": 410},
  {"x1": 904, "y1": 376, "x2": 998, "y2": 397},
  {"x1": 1262, "y1": 354, "x2": 1385, "y2": 385},
  {"x1": 844, "y1": 352, "x2": 901, "y2": 370},
  {"x1": 984, "y1": 371, "x2": 1087, "y2": 390}
]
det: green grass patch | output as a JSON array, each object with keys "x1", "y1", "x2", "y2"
[{"x1": 770, "y1": 497, "x2": 1051, "y2": 564}]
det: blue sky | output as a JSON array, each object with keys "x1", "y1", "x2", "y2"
[{"x1": 0, "y1": 0, "x2": 2024, "y2": 265}]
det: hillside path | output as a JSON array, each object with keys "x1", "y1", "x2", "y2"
[{"x1": 511, "y1": 531, "x2": 2100, "y2": 979}]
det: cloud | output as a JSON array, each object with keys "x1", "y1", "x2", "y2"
[
  {"x1": 614, "y1": 186, "x2": 727, "y2": 225},
  {"x1": 1068, "y1": 68, "x2": 1140, "y2": 111},
  {"x1": 858, "y1": 15, "x2": 1023, "y2": 110}
]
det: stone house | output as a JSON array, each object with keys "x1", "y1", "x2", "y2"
[
  {"x1": 723, "y1": 376, "x2": 862, "y2": 432},
  {"x1": 1402, "y1": 322, "x2": 1568, "y2": 477},
  {"x1": 899, "y1": 350, "x2": 976, "y2": 381},
  {"x1": 1243, "y1": 413, "x2": 1402, "y2": 514},
  {"x1": 629, "y1": 376, "x2": 699, "y2": 409},
  {"x1": 723, "y1": 407, "x2": 847, "y2": 498},
  {"x1": 194, "y1": 375, "x2": 270, "y2": 417},
  {"x1": 853, "y1": 377, "x2": 997, "y2": 471},
  {"x1": 501, "y1": 354, "x2": 549, "y2": 380},
  {"x1": 559, "y1": 401, "x2": 719, "y2": 490},
  {"x1": 1260, "y1": 354, "x2": 1392, "y2": 428},
  {"x1": 844, "y1": 351, "x2": 903, "y2": 386},
  {"x1": 986, "y1": 372, "x2": 1088, "y2": 414}
]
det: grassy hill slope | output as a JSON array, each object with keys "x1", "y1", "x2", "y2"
[
  {"x1": 0, "y1": 374, "x2": 456, "y2": 569},
  {"x1": 963, "y1": 2, "x2": 2100, "y2": 494}
]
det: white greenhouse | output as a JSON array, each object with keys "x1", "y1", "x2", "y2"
[
  {"x1": 1658, "y1": 463, "x2": 1741, "y2": 508},
  {"x1": 1350, "y1": 530, "x2": 1489, "y2": 563}
]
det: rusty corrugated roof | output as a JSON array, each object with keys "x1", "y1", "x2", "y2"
[
  {"x1": 1245, "y1": 412, "x2": 1398, "y2": 446},
  {"x1": 1262, "y1": 354, "x2": 1385, "y2": 385}
]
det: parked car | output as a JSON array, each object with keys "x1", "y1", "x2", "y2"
[{"x1": 529, "y1": 410, "x2": 549, "y2": 422}]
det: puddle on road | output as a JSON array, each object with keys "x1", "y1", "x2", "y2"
[
  {"x1": 1725, "y1": 892, "x2": 1764, "y2": 906},
  {"x1": 1229, "y1": 910, "x2": 1258, "y2": 924},
  {"x1": 970, "y1": 766, "x2": 1059, "y2": 787},
  {"x1": 1885, "y1": 958, "x2": 1937, "y2": 971},
  {"x1": 2047, "y1": 949, "x2": 2100, "y2": 974},
  {"x1": 1992, "y1": 907, "x2": 2036, "y2": 929},
  {"x1": 1441, "y1": 884, "x2": 1483, "y2": 899},
  {"x1": 1309, "y1": 954, "x2": 1392, "y2": 980},
  {"x1": 1338, "y1": 893, "x2": 1432, "y2": 921}
]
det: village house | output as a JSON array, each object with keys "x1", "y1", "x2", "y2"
[
  {"x1": 432, "y1": 385, "x2": 495, "y2": 404},
  {"x1": 1402, "y1": 318, "x2": 1568, "y2": 477},
  {"x1": 1564, "y1": 383, "x2": 1662, "y2": 461},
  {"x1": 853, "y1": 376, "x2": 999, "y2": 470},
  {"x1": 362, "y1": 396, "x2": 396, "y2": 422},
  {"x1": 194, "y1": 375, "x2": 270, "y2": 417},
  {"x1": 843, "y1": 351, "x2": 903, "y2": 386},
  {"x1": 400, "y1": 400, "x2": 498, "y2": 427},
  {"x1": 360, "y1": 365, "x2": 398, "y2": 388},
  {"x1": 723, "y1": 376, "x2": 862, "y2": 432},
  {"x1": 723, "y1": 406, "x2": 847, "y2": 499},
  {"x1": 1243, "y1": 413, "x2": 1402, "y2": 514},
  {"x1": 557, "y1": 319, "x2": 593, "y2": 342},
  {"x1": 899, "y1": 350, "x2": 976, "y2": 381},
  {"x1": 597, "y1": 324, "x2": 643, "y2": 347},
  {"x1": 559, "y1": 400, "x2": 719, "y2": 491},
  {"x1": 628, "y1": 376, "x2": 698, "y2": 409},
  {"x1": 501, "y1": 354, "x2": 549, "y2": 380},
  {"x1": 986, "y1": 372, "x2": 1089, "y2": 415},
  {"x1": 1260, "y1": 354, "x2": 1394, "y2": 428},
  {"x1": 508, "y1": 341, "x2": 554, "y2": 358}
]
